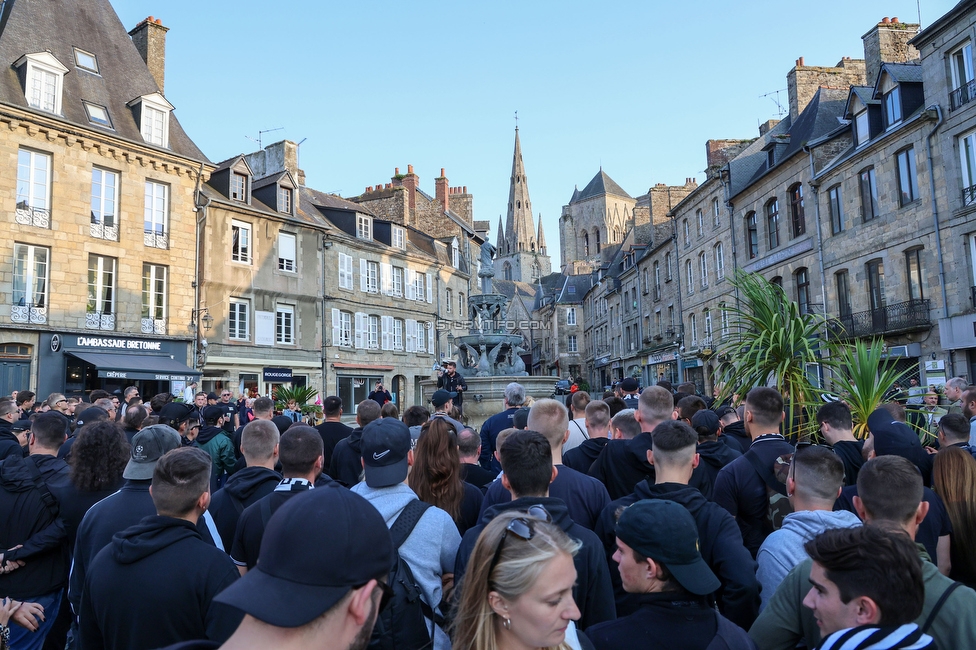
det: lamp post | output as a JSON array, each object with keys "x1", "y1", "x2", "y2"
[{"x1": 190, "y1": 308, "x2": 214, "y2": 370}]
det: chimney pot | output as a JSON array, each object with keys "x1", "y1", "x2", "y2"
[
  {"x1": 407, "y1": 164, "x2": 414, "y2": 174},
  {"x1": 440, "y1": 167, "x2": 445, "y2": 177},
  {"x1": 395, "y1": 167, "x2": 400, "y2": 175},
  {"x1": 882, "y1": 16, "x2": 890, "y2": 23},
  {"x1": 462, "y1": 186, "x2": 467, "y2": 193},
  {"x1": 798, "y1": 56, "x2": 805, "y2": 67},
  {"x1": 892, "y1": 16, "x2": 899, "y2": 23}
]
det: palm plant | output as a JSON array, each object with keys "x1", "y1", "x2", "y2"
[
  {"x1": 273, "y1": 385, "x2": 321, "y2": 416},
  {"x1": 827, "y1": 338, "x2": 910, "y2": 439},
  {"x1": 715, "y1": 270, "x2": 825, "y2": 439}
]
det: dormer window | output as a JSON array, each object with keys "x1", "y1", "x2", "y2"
[
  {"x1": 231, "y1": 173, "x2": 247, "y2": 202},
  {"x1": 392, "y1": 226, "x2": 406, "y2": 250},
  {"x1": 128, "y1": 93, "x2": 173, "y2": 148},
  {"x1": 854, "y1": 110, "x2": 870, "y2": 146},
  {"x1": 766, "y1": 148, "x2": 775, "y2": 169},
  {"x1": 452, "y1": 239, "x2": 460, "y2": 268},
  {"x1": 74, "y1": 48, "x2": 98, "y2": 74},
  {"x1": 83, "y1": 102, "x2": 112, "y2": 128},
  {"x1": 277, "y1": 186, "x2": 292, "y2": 214},
  {"x1": 884, "y1": 87, "x2": 902, "y2": 128},
  {"x1": 15, "y1": 52, "x2": 68, "y2": 115},
  {"x1": 357, "y1": 214, "x2": 372, "y2": 240}
]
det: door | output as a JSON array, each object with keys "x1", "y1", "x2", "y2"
[
  {"x1": 0, "y1": 360, "x2": 30, "y2": 396},
  {"x1": 867, "y1": 260, "x2": 886, "y2": 332}
]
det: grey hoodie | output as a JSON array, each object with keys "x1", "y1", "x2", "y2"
[
  {"x1": 351, "y1": 482, "x2": 460, "y2": 650},
  {"x1": 757, "y1": 509, "x2": 862, "y2": 609}
]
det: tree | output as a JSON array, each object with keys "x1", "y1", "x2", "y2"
[{"x1": 827, "y1": 338, "x2": 910, "y2": 439}]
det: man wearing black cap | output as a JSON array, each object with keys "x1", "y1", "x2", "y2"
[
  {"x1": 329, "y1": 400, "x2": 381, "y2": 487},
  {"x1": 159, "y1": 402, "x2": 200, "y2": 444},
  {"x1": 436, "y1": 360, "x2": 466, "y2": 413},
  {"x1": 586, "y1": 499, "x2": 754, "y2": 649},
  {"x1": 619, "y1": 377, "x2": 640, "y2": 410},
  {"x1": 716, "y1": 405, "x2": 751, "y2": 454},
  {"x1": 865, "y1": 407, "x2": 934, "y2": 485},
  {"x1": 429, "y1": 389, "x2": 464, "y2": 436},
  {"x1": 352, "y1": 417, "x2": 459, "y2": 649},
  {"x1": 158, "y1": 484, "x2": 395, "y2": 650},
  {"x1": 691, "y1": 409, "x2": 741, "y2": 497},
  {"x1": 79, "y1": 448, "x2": 241, "y2": 650}
]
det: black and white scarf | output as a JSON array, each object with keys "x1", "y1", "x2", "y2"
[{"x1": 817, "y1": 624, "x2": 934, "y2": 650}]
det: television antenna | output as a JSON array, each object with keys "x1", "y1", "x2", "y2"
[
  {"x1": 245, "y1": 127, "x2": 284, "y2": 149},
  {"x1": 760, "y1": 89, "x2": 788, "y2": 118}
]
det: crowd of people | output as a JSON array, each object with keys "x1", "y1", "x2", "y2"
[{"x1": 2, "y1": 376, "x2": 976, "y2": 650}]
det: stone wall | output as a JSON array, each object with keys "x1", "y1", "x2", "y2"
[
  {"x1": 788, "y1": 57, "x2": 866, "y2": 120},
  {"x1": 863, "y1": 18, "x2": 920, "y2": 86}
]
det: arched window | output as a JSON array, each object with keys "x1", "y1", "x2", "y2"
[
  {"x1": 665, "y1": 252, "x2": 673, "y2": 281},
  {"x1": 582, "y1": 231, "x2": 589, "y2": 256},
  {"x1": 503, "y1": 262, "x2": 513, "y2": 281},
  {"x1": 766, "y1": 199, "x2": 780, "y2": 250},
  {"x1": 746, "y1": 211, "x2": 759, "y2": 259},
  {"x1": 683, "y1": 219, "x2": 690, "y2": 247},
  {"x1": 594, "y1": 228, "x2": 601, "y2": 253},
  {"x1": 696, "y1": 209, "x2": 704, "y2": 237},
  {"x1": 613, "y1": 227, "x2": 620, "y2": 243},
  {"x1": 789, "y1": 184, "x2": 806, "y2": 237},
  {"x1": 686, "y1": 259, "x2": 694, "y2": 295},
  {"x1": 699, "y1": 251, "x2": 708, "y2": 288},
  {"x1": 712, "y1": 198, "x2": 721, "y2": 226},
  {"x1": 795, "y1": 267, "x2": 810, "y2": 315},
  {"x1": 714, "y1": 242, "x2": 725, "y2": 280}
]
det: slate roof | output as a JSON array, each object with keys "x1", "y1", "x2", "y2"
[
  {"x1": 558, "y1": 274, "x2": 592, "y2": 304},
  {"x1": 252, "y1": 171, "x2": 291, "y2": 190},
  {"x1": 0, "y1": 0, "x2": 206, "y2": 162},
  {"x1": 880, "y1": 62, "x2": 923, "y2": 85},
  {"x1": 572, "y1": 170, "x2": 633, "y2": 203},
  {"x1": 846, "y1": 86, "x2": 879, "y2": 116}
]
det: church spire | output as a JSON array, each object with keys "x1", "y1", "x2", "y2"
[
  {"x1": 506, "y1": 128, "x2": 536, "y2": 253},
  {"x1": 495, "y1": 215, "x2": 506, "y2": 254},
  {"x1": 537, "y1": 215, "x2": 547, "y2": 254}
]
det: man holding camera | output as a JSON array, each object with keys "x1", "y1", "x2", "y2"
[
  {"x1": 368, "y1": 382, "x2": 392, "y2": 408},
  {"x1": 436, "y1": 361, "x2": 467, "y2": 414}
]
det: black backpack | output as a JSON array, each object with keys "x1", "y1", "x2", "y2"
[
  {"x1": 744, "y1": 449, "x2": 793, "y2": 534},
  {"x1": 369, "y1": 499, "x2": 443, "y2": 650}
]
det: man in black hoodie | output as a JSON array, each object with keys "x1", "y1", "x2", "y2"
[
  {"x1": 328, "y1": 399, "x2": 380, "y2": 487},
  {"x1": 692, "y1": 409, "x2": 742, "y2": 499},
  {"x1": 207, "y1": 420, "x2": 281, "y2": 551},
  {"x1": 313, "y1": 395, "x2": 352, "y2": 470},
  {"x1": 454, "y1": 430, "x2": 614, "y2": 630},
  {"x1": 79, "y1": 447, "x2": 240, "y2": 649},
  {"x1": 0, "y1": 412, "x2": 70, "y2": 649},
  {"x1": 0, "y1": 398, "x2": 24, "y2": 461},
  {"x1": 594, "y1": 420, "x2": 760, "y2": 629},
  {"x1": 716, "y1": 405, "x2": 751, "y2": 453}
]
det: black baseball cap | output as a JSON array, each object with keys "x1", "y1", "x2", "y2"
[
  {"x1": 691, "y1": 409, "x2": 720, "y2": 437},
  {"x1": 201, "y1": 405, "x2": 225, "y2": 424},
  {"x1": 615, "y1": 499, "x2": 720, "y2": 596},
  {"x1": 74, "y1": 406, "x2": 109, "y2": 429},
  {"x1": 431, "y1": 389, "x2": 457, "y2": 408},
  {"x1": 714, "y1": 405, "x2": 736, "y2": 419},
  {"x1": 620, "y1": 377, "x2": 639, "y2": 392},
  {"x1": 206, "y1": 392, "x2": 218, "y2": 401},
  {"x1": 361, "y1": 417, "x2": 411, "y2": 487},
  {"x1": 158, "y1": 402, "x2": 195, "y2": 426},
  {"x1": 215, "y1": 485, "x2": 394, "y2": 627}
]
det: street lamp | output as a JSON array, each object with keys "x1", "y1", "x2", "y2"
[{"x1": 189, "y1": 308, "x2": 214, "y2": 334}]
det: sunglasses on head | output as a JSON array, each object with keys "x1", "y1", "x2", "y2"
[{"x1": 487, "y1": 505, "x2": 552, "y2": 581}]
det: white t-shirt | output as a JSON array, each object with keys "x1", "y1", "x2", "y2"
[{"x1": 563, "y1": 417, "x2": 589, "y2": 452}]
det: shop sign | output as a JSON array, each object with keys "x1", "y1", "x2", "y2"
[
  {"x1": 73, "y1": 336, "x2": 162, "y2": 351},
  {"x1": 263, "y1": 367, "x2": 293, "y2": 382}
]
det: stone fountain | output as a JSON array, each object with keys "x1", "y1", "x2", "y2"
[{"x1": 422, "y1": 241, "x2": 556, "y2": 430}]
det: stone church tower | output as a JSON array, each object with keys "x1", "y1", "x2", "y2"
[
  {"x1": 493, "y1": 128, "x2": 552, "y2": 283},
  {"x1": 558, "y1": 169, "x2": 636, "y2": 274}
]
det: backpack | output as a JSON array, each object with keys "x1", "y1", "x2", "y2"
[
  {"x1": 369, "y1": 499, "x2": 443, "y2": 650},
  {"x1": 744, "y1": 449, "x2": 793, "y2": 534}
]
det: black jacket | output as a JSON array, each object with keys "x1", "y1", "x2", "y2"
[
  {"x1": 563, "y1": 437, "x2": 610, "y2": 474},
  {"x1": 455, "y1": 497, "x2": 615, "y2": 630},
  {"x1": 0, "y1": 420, "x2": 24, "y2": 461},
  {"x1": 594, "y1": 481, "x2": 760, "y2": 630},
  {"x1": 696, "y1": 440, "x2": 742, "y2": 500},
  {"x1": 478, "y1": 407, "x2": 519, "y2": 470},
  {"x1": 719, "y1": 421, "x2": 751, "y2": 454},
  {"x1": 588, "y1": 432, "x2": 711, "y2": 501},
  {"x1": 586, "y1": 592, "x2": 755, "y2": 650},
  {"x1": 459, "y1": 462, "x2": 497, "y2": 491},
  {"x1": 206, "y1": 466, "x2": 281, "y2": 550},
  {"x1": 315, "y1": 420, "x2": 353, "y2": 470},
  {"x1": 230, "y1": 479, "x2": 315, "y2": 570},
  {"x1": 329, "y1": 426, "x2": 365, "y2": 487},
  {"x1": 481, "y1": 464, "x2": 610, "y2": 530},
  {"x1": 0, "y1": 454, "x2": 71, "y2": 599},
  {"x1": 832, "y1": 440, "x2": 865, "y2": 486},
  {"x1": 58, "y1": 480, "x2": 124, "y2": 551},
  {"x1": 79, "y1": 516, "x2": 241, "y2": 650}
]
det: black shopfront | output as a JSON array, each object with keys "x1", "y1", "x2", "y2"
[{"x1": 38, "y1": 333, "x2": 199, "y2": 400}]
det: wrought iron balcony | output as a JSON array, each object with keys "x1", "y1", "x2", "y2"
[
  {"x1": 144, "y1": 229, "x2": 169, "y2": 249},
  {"x1": 15, "y1": 206, "x2": 50, "y2": 228},
  {"x1": 86, "y1": 312, "x2": 116, "y2": 330},
  {"x1": 141, "y1": 317, "x2": 166, "y2": 334},
  {"x1": 950, "y1": 79, "x2": 976, "y2": 111},
  {"x1": 11, "y1": 303, "x2": 47, "y2": 324},
  {"x1": 963, "y1": 183, "x2": 976, "y2": 207},
  {"x1": 91, "y1": 221, "x2": 119, "y2": 241},
  {"x1": 828, "y1": 299, "x2": 931, "y2": 339}
]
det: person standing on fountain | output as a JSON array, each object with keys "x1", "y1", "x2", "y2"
[{"x1": 437, "y1": 361, "x2": 467, "y2": 415}]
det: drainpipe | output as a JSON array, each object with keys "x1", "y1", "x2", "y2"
[
  {"x1": 192, "y1": 164, "x2": 209, "y2": 373},
  {"x1": 924, "y1": 105, "x2": 951, "y2": 375},
  {"x1": 719, "y1": 165, "x2": 740, "y2": 308}
]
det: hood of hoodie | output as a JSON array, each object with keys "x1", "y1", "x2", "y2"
[
  {"x1": 349, "y1": 482, "x2": 417, "y2": 526},
  {"x1": 634, "y1": 481, "x2": 709, "y2": 519},
  {"x1": 625, "y1": 432, "x2": 655, "y2": 471},
  {"x1": 480, "y1": 496, "x2": 573, "y2": 532},
  {"x1": 222, "y1": 466, "x2": 281, "y2": 500},
  {"x1": 346, "y1": 427, "x2": 365, "y2": 454},
  {"x1": 196, "y1": 425, "x2": 225, "y2": 445},
  {"x1": 697, "y1": 440, "x2": 741, "y2": 468},
  {"x1": 111, "y1": 515, "x2": 202, "y2": 564},
  {"x1": 778, "y1": 509, "x2": 862, "y2": 540},
  {"x1": 0, "y1": 454, "x2": 66, "y2": 492},
  {"x1": 722, "y1": 420, "x2": 748, "y2": 441}
]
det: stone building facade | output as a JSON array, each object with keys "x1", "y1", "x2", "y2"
[
  {"x1": 559, "y1": 170, "x2": 636, "y2": 275},
  {"x1": 0, "y1": 1, "x2": 206, "y2": 398}
]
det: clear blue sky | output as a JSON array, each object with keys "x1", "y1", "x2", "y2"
[{"x1": 114, "y1": 0, "x2": 956, "y2": 265}]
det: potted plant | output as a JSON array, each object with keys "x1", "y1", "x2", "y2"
[
  {"x1": 827, "y1": 339, "x2": 913, "y2": 440},
  {"x1": 273, "y1": 385, "x2": 322, "y2": 420}
]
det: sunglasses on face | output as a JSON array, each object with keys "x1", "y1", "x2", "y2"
[{"x1": 487, "y1": 505, "x2": 552, "y2": 581}]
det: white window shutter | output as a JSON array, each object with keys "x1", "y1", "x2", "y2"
[
  {"x1": 360, "y1": 259, "x2": 368, "y2": 292},
  {"x1": 337, "y1": 255, "x2": 345, "y2": 288},
  {"x1": 381, "y1": 263, "x2": 392, "y2": 295},
  {"x1": 381, "y1": 315, "x2": 392, "y2": 350},
  {"x1": 331, "y1": 308, "x2": 341, "y2": 346},
  {"x1": 428, "y1": 322, "x2": 434, "y2": 355},
  {"x1": 406, "y1": 269, "x2": 416, "y2": 300},
  {"x1": 426, "y1": 273, "x2": 433, "y2": 303},
  {"x1": 354, "y1": 312, "x2": 366, "y2": 349},
  {"x1": 406, "y1": 319, "x2": 417, "y2": 352}
]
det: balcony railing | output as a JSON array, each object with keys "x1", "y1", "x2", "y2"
[
  {"x1": 963, "y1": 183, "x2": 976, "y2": 207},
  {"x1": 950, "y1": 79, "x2": 976, "y2": 111},
  {"x1": 144, "y1": 229, "x2": 169, "y2": 249},
  {"x1": 15, "y1": 206, "x2": 50, "y2": 228},
  {"x1": 141, "y1": 317, "x2": 166, "y2": 334},
  {"x1": 11, "y1": 303, "x2": 47, "y2": 324},
  {"x1": 86, "y1": 312, "x2": 116, "y2": 330},
  {"x1": 91, "y1": 221, "x2": 119, "y2": 241},
  {"x1": 829, "y1": 299, "x2": 931, "y2": 339}
]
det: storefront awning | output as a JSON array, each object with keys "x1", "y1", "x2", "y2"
[{"x1": 67, "y1": 351, "x2": 201, "y2": 382}]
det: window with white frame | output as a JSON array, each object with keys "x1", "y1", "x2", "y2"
[
  {"x1": 413, "y1": 272, "x2": 424, "y2": 301},
  {"x1": 854, "y1": 110, "x2": 870, "y2": 147},
  {"x1": 415, "y1": 321, "x2": 427, "y2": 353},
  {"x1": 357, "y1": 214, "x2": 372, "y2": 240},
  {"x1": 144, "y1": 181, "x2": 168, "y2": 249},
  {"x1": 367, "y1": 315, "x2": 379, "y2": 350},
  {"x1": 16, "y1": 148, "x2": 51, "y2": 225},
  {"x1": 334, "y1": 310, "x2": 352, "y2": 347},
  {"x1": 393, "y1": 318, "x2": 404, "y2": 350},
  {"x1": 896, "y1": 147, "x2": 919, "y2": 206},
  {"x1": 90, "y1": 168, "x2": 118, "y2": 240},
  {"x1": 131, "y1": 94, "x2": 173, "y2": 147},
  {"x1": 720, "y1": 303, "x2": 730, "y2": 337},
  {"x1": 88, "y1": 254, "x2": 116, "y2": 315},
  {"x1": 713, "y1": 198, "x2": 721, "y2": 226},
  {"x1": 17, "y1": 53, "x2": 67, "y2": 115},
  {"x1": 12, "y1": 243, "x2": 48, "y2": 308},
  {"x1": 232, "y1": 221, "x2": 252, "y2": 263},
  {"x1": 960, "y1": 131, "x2": 976, "y2": 204},
  {"x1": 686, "y1": 260, "x2": 694, "y2": 294},
  {"x1": 392, "y1": 226, "x2": 406, "y2": 250},
  {"x1": 276, "y1": 304, "x2": 295, "y2": 345},
  {"x1": 884, "y1": 86, "x2": 902, "y2": 128},
  {"x1": 84, "y1": 102, "x2": 112, "y2": 128},
  {"x1": 392, "y1": 266, "x2": 404, "y2": 296},
  {"x1": 338, "y1": 253, "x2": 353, "y2": 290},
  {"x1": 828, "y1": 184, "x2": 844, "y2": 234},
  {"x1": 452, "y1": 239, "x2": 460, "y2": 268},
  {"x1": 142, "y1": 263, "x2": 167, "y2": 332},
  {"x1": 683, "y1": 220, "x2": 690, "y2": 247},
  {"x1": 714, "y1": 242, "x2": 725, "y2": 280},
  {"x1": 699, "y1": 251, "x2": 708, "y2": 288},
  {"x1": 231, "y1": 173, "x2": 247, "y2": 201},
  {"x1": 278, "y1": 186, "x2": 292, "y2": 214},
  {"x1": 360, "y1": 260, "x2": 378, "y2": 293},
  {"x1": 704, "y1": 309, "x2": 712, "y2": 339},
  {"x1": 690, "y1": 313, "x2": 698, "y2": 345},
  {"x1": 446, "y1": 289, "x2": 452, "y2": 314},
  {"x1": 696, "y1": 209, "x2": 704, "y2": 237},
  {"x1": 278, "y1": 232, "x2": 296, "y2": 272},
  {"x1": 458, "y1": 292, "x2": 464, "y2": 316},
  {"x1": 567, "y1": 307, "x2": 577, "y2": 326},
  {"x1": 654, "y1": 262, "x2": 661, "y2": 299},
  {"x1": 568, "y1": 335, "x2": 578, "y2": 353},
  {"x1": 73, "y1": 48, "x2": 98, "y2": 73},
  {"x1": 952, "y1": 42, "x2": 974, "y2": 90},
  {"x1": 229, "y1": 299, "x2": 250, "y2": 341}
]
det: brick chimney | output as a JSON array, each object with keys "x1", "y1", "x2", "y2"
[
  {"x1": 129, "y1": 17, "x2": 169, "y2": 93},
  {"x1": 400, "y1": 164, "x2": 418, "y2": 214},
  {"x1": 705, "y1": 139, "x2": 754, "y2": 168},
  {"x1": 435, "y1": 168, "x2": 449, "y2": 213},
  {"x1": 862, "y1": 17, "x2": 920, "y2": 87},
  {"x1": 787, "y1": 55, "x2": 866, "y2": 120}
]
